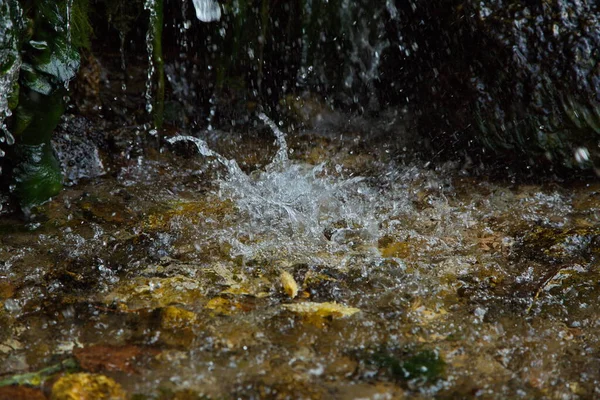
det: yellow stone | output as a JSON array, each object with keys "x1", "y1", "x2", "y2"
[
  {"x1": 282, "y1": 301, "x2": 360, "y2": 318},
  {"x1": 280, "y1": 271, "x2": 298, "y2": 298},
  {"x1": 51, "y1": 373, "x2": 127, "y2": 400}
]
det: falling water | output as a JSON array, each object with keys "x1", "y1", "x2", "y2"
[
  {"x1": 63, "y1": 0, "x2": 75, "y2": 92},
  {"x1": 66, "y1": 0, "x2": 73, "y2": 49},
  {"x1": 0, "y1": 0, "x2": 20, "y2": 161},
  {"x1": 192, "y1": 0, "x2": 221, "y2": 22},
  {"x1": 179, "y1": 0, "x2": 190, "y2": 52},
  {"x1": 297, "y1": 0, "x2": 313, "y2": 86},
  {"x1": 144, "y1": 0, "x2": 157, "y2": 114},
  {"x1": 0, "y1": 60, "x2": 18, "y2": 150},
  {"x1": 340, "y1": 0, "x2": 389, "y2": 111}
]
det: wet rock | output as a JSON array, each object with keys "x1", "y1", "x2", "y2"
[
  {"x1": 323, "y1": 355, "x2": 358, "y2": 378},
  {"x1": 72, "y1": 54, "x2": 102, "y2": 115},
  {"x1": 0, "y1": 281, "x2": 15, "y2": 300},
  {"x1": 204, "y1": 297, "x2": 247, "y2": 316},
  {"x1": 74, "y1": 344, "x2": 158, "y2": 374},
  {"x1": 297, "y1": 265, "x2": 348, "y2": 302},
  {"x1": 397, "y1": 0, "x2": 600, "y2": 170},
  {"x1": 206, "y1": 319, "x2": 262, "y2": 351},
  {"x1": 279, "y1": 93, "x2": 341, "y2": 129},
  {"x1": 51, "y1": 373, "x2": 127, "y2": 400},
  {"x1": 143, "y1": 200, "x2": 235, "y2": 232},
  {"x1": 334, "y1": 382, "x2": 404, "y2": 400},
  {"x1": 53, "y1": 116, "x2": 107, "y2": 185},
  {"x1": 159, "y1": 306, "x2": 197, "y2": 330},
  {"x1": 78, "y1": 196, "x2": 135, "y2": 225}
]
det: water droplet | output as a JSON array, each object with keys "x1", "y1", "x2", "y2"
[{"x1": 574, "y1": 147, "x2": 590, "y2": 164}]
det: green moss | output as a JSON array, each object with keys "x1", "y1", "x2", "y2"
[
  {"x1": 11, "y1": 142, "x2": 62, "y2": 209},
  {"x1": 0, "y1": 358, "x2": 78, "y2": 387},
  {"x1": 10, "y1": 88, "x2": 65, "y2": 209},
  {"x1": 395, "y1": 349, "x2": 445, "y2": 383},
  {"x1": 367, "y1": 347, "x2": 446, "y2": 385},
  {"x1": 71, "y1": 0, "x2": 92, "y2": 50}
]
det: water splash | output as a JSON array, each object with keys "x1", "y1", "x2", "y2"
[
  {"x1": 179, "y1": 0, "x2": 190, "y2": 52},
  {"x1": 166, "y1": 133, "x2": 246, "y2": 180},
  {"x1": 192, "y1": 0, "x2": 221, "y2": 22},
  {"x1": 0, "y1": 59, "x2": 19, "y2": 148},
  {"x1": 168, "y1": 114, "x2": 381, "y2": 263},
  {"x1": 257, "y1": 113, "x2": 288, "y2": 167}
]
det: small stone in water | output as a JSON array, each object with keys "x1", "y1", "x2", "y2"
[
  {"x1": 282, "y1": 301, "x2": 360, "y2": 318},
  {"x1": 280, "y1": 270, "x2": 299, "y2": 298}
]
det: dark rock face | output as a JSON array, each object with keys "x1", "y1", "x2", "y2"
[{"x1": 395, "y1": 0, "x2": 600, "y2": 170}]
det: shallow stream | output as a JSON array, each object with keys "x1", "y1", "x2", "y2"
[{"x1": 1, "y1": 110, "x2": 600, "y2": 399}]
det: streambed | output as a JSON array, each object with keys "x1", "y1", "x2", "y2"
[{"x1": 1, "y1": 113, "x2": 600, "y2": 399}]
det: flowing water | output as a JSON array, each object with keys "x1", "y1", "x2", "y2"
[{"x1": 144, "y1": 0, "x2": 159, "y2": 115}]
